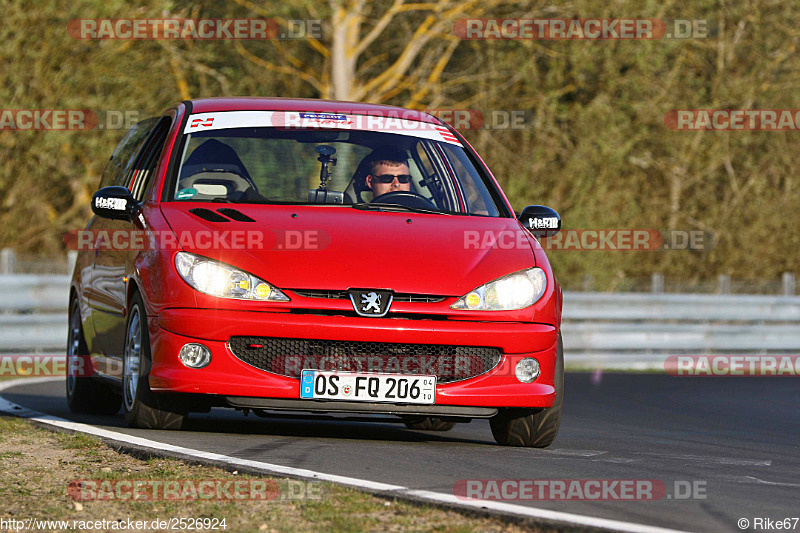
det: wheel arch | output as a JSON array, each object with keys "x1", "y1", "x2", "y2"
[
  {"x1": 68, "y1": 284, "x2": 79, "y2": 309},
  {"x1": 126, "y1": 277, "x2": 144, "y2": 313}
]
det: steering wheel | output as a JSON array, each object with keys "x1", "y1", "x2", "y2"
[{"x1": 371, "y1": 191, "x2": 438, "y2": 210}]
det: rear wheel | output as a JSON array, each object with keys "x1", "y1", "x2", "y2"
[
  {"x1": 403, "y1": 417, "x2": 457, "y2": 431},
  {"x1": 123, "y1": 292, "x2": 186, "y2": 430},
  {"x1": 490, "y1": 334, "x2": 564, "y2": 447},
  {"x1": 66, "y1": 299, "x2": 121, "y2": 415}
]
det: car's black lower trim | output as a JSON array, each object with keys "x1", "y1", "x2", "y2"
[
  {"x1": 224, "y1": 396, "x2": 497, "y2": 418},
  {"x1": 227, "y1": 336, "x2": 503, "y2": 383}
]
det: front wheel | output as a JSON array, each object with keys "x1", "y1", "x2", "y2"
[
  {"x1": 123, "y1": 293, "x2": 186, "y2": 430},
  {"x1": 490, "y1": 334, "x2": 564, "y2": 447}
]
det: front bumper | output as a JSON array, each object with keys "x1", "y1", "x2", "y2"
[{"x1": 148, "y1": 308, "x2": 559, "y2": 409}]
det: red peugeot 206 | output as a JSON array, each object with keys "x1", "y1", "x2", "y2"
[{"x1": 67, "y1": 98, "x2": 563, "y2": 447}]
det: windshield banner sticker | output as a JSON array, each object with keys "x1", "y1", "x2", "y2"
[
  {"x1": 184, "y1": 111, "x2": 275, "y2": 133},
  {"x1": 184, "y1": 110, "x2": 462, "y2": 145},
  {"x1": 298, "y1": 112, "x2": 351, "y2": 123}
]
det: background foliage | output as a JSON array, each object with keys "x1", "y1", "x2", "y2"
[{"x1": 1, "y1": 0, "x2": 798, "y2": 289}]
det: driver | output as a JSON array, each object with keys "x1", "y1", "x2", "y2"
[{"x1": 364, "y1": 149, "x2": 412, "y2": 199}]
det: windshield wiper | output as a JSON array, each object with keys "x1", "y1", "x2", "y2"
[
  {"x1": 369, "y1": 203, "x2": 452, "y2": 215},
  {"x1": 351, "y1": 202, "x2": 384, "y2": 211},
  {"x1": 210, "y1": 197, "x2": 283, "y2": 205}
]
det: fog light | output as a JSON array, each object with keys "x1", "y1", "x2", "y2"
[
  {"x1": 515, "y1": 358, "x2": 540, "y2": 383},
  {"x1": 179, "y1": 343, "x2": 212, "y2": 369}
]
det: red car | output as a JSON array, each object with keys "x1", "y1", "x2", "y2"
[{"x1": 67, "y1": 98, "x2": 564, "y2": 447}]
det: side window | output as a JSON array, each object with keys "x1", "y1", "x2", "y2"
[
  {"x1": 98, "y1": 118, "x2": 159, "y2": 189},
  {"x1": 413, "y1": 141, "x2": 454, "y2": 211},
  {"x1": 129, "y1": 118, "x2": 172, "y2": 202},
  {"x1": 415, "y1": 142, "x2": 435, "y2": 176},
  {"x1": 441, "y1": 144, "x2": 499, "y2": 216}
]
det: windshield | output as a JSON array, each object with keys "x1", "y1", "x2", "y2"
[{"x1": 169, "y1": 111, "x2": 503, "y2": 216}]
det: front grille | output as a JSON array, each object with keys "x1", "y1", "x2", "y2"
[
  {"x1": 293, "y1": 289, "x2": 347, "y2": 299},
  {"x1": 228, "y1": 336, "x2": 502, "y2": 383},
  {"x1": 292, "y1": 289, "x2": 445, "y2": 303},
  {"x1": 393, "y1": 294, "x2": 447, "y2": 303}
]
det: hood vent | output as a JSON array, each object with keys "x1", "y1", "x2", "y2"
[
  {"x1": 189, "y1": 208, "x2": 230, "y2": 222},
  {"x1": 217, "y1": 208, "x2": 255, "y2": 222}
]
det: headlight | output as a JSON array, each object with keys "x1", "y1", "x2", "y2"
[
  {"x1": 451, "y1": 267, "x2": 546, "y2": 311},
  {"x1": 174, "y1": 252, "x2": 290, "y2": 301}
]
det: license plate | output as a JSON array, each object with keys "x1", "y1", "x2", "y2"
[{"x1": 300, "y1": 370, "x2": 436, "y2": 404}]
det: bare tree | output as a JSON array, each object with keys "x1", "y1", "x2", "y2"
[{"x1": 230, "y1": 0, "x2": 508, "y2": 105}]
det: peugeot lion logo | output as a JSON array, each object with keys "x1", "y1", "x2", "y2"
[
  {"x1": 360, "y1": 292, "x2": 381, "y2": 313},
  {"x1": 348, "y1": 289, "x2": 393, "y2": 317}
]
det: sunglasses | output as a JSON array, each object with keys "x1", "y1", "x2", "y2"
[{"x1": 371, "y1": 174, "x2": 412, "y2": 184}]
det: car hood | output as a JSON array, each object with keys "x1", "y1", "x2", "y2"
[{"x1": 159, "y1": 203, "x2": 536, "y2": 296}]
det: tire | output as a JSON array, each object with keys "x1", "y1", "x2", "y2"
[
  {"x1": 66, "y1": 298, "x2": 122, "y2": 415},
  {"x1": 403, "y1": 417, "x2": 457, "y2": 431},
  {"x1": 490, "y1": 334, "x2": 564, "y2": 447},
  {"x1": 123, "y1": 292, "x2": 186, "y2": 430}
]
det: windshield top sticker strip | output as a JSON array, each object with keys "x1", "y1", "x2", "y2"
[
  {"x1": 434, "y1": 125, "x2": 460, "y2": 143},
  {"x1": 183, "y1": 110, "x2": 463, "y2": 146},
  {"x1": 184, "y1": 111, "x2": 275, "y2": 133}
]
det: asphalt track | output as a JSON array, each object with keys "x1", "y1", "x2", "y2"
[{"x1": 2, "y1": 374, "x2": 799, "y2": 533}]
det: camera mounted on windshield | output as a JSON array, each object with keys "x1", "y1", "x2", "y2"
[{"x1": 308, "y1": 145, "x2": 344, "y2": 204}]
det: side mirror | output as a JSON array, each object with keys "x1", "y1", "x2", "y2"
[
  {"x1": 91, "y1": 186, "x2": 137, "y2": 221},
  {"x1": 518, "y1": 205, "x2": 561, "y2": 238}
]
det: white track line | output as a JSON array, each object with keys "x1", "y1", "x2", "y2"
[
  {"x1": 635, "y1": 452, "x2": 771, "y2": 467},
  {"x1": 723, "y1": 475, "x2": 800, "y2": 488},
  {"x1": 0, "y1": 377, "x2": 692, "y2": 533}
]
